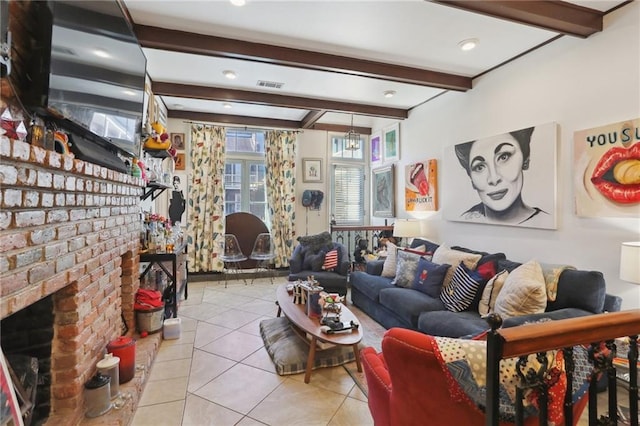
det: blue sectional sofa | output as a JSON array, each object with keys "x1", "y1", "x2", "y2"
[{"x1": 350, "y1": 239, "x2": 622, "y2": 338}]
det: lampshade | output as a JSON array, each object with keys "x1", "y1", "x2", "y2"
[
  {"x1": 619, "y1": 241, "x2": 640, "y2": 284},
  {"x1": 393, "y1": 220, "x2": 421, "y2": 238}
]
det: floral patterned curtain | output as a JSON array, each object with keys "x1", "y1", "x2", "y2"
[
  {"x1": 187, "y1": 124, "x2": 226, "y2": 272},
  {"x1": 265, "y1": 130, "x2": 297, "y2": 267}
]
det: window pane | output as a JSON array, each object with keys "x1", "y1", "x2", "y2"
[
  {"x1": 332, "y1": 164, "x2": 364, "y2": 225},
  {"x1": 249, "y1": 162, "x2": 267, "y2": 222},
  {"x1": 224, "y1": 162, "x2": 242, "y2": 214},
  {"x1": 330, "y1": 135, "x2": 364, "y2": 160},
  {"x1": 226, "y1": 129, "x2": 266, "y2": 154}
]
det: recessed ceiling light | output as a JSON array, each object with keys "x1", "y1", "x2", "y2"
[
  {"x1": 230, "y1": 0, "x2": 246, "y2": 6},
  {"x1": 383, "y1": 90, "x2": 396, "y2": 98},
  {"x1": 458, "y1": 38, "x2": 479, "y2": 51},
  {"x1": 174, "y1": 104, "x2": 184, "y2": 110},
  {"x1": 223, "y1": 103, "x2": 232, "y2": 109},
  {"x1": 223, "y1": 70, "x2": 237, "y2": 80},
  {"x1": 122, "y1": 90, "x2": 136, "y2": 96}
]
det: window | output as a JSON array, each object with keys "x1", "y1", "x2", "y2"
[
  {"x1": 330, "y1": 133, "x2": 366, "y2": 226},
  {"x1": 223, "y1": 129, "x2": 269, "y2": 224}
]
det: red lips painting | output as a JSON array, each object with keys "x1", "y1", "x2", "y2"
[{"x1": 574, "y1": 118, "x2": 640, "y2": 217}]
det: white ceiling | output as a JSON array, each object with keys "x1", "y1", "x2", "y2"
[{"x1": 122, "y1": 0, "x2": 628, "y2": 130}]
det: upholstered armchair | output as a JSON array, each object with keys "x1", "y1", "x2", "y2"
[
  {"x1": 361, "y1": 327, "x2": 589, "y2": 426},
  {"x1": 288, "y1": 231, "x2": 350, "y2": 296}
]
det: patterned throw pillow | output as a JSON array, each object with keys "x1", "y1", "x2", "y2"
[
  {"x1": 478, "y1": 270, "x2": 509, "y2": 316},
  {"x1": 412, "y1": 258, "x2": 450, "y2": 297},
  {"x1": 432, "y1": 245, "x2": 482, "y2": 289},
  {"x1": 381, "y1": 241, "x2": 398, "y2": 278},
  {"x1": 322, "y1": 249, "x2": 338, "y2": 271},
  {"x1": 391, "y1": 249, "x2": 422, "y2": 288},
  {"x1": 440, "y1": 262, "x2": 485, "y2": 312}
]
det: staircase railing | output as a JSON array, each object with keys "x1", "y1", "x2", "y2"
[
  {"x1": 330, "y1": 225, "x2": 394, "y2": 263},
  {"x1": 486, "y1": 309, "x2": 640, "y2": 426}
]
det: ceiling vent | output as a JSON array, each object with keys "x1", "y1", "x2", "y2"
[{"x1": 257, "y1": 80, "x2": 284, "y2": 89}]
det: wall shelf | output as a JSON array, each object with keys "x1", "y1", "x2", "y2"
[{"x1": 142, "y1": 182, "x2": 170, "y2": 201}]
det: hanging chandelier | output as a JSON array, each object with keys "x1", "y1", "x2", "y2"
[{"x1": 344, "y1": 114, "x2": 360, "y2": 151}]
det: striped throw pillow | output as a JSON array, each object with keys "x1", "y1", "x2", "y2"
[
  {"x1": 440, "y1": 262, "x2": 484, "y2": 312},
  {"x1": 322, "y1": 249, "x2": 339, "y2": 271}
]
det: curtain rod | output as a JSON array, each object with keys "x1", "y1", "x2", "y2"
[{"x1": 181, "y1": 120, "x2": 302, "y2": 133}]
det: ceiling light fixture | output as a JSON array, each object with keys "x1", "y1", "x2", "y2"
[
  {"x1": 383, "y1": 90, "x2": 396, "y2": 98},
  {"x1": 223, "y1": 103, "x2": 232, "y2": 109},
  {"x1": 230, "y1": 0, "x2": 246, "y2": 6},
  {"x1": 344, "y1": 114, "x2": 360, "y2": 151},
  {"x1": 93, "y1": 48, "x2": 110, "y2": 58},
  {"x1": 223, "y1": 70, "x2": 237, "y2": 80},
  {"x1": 458, "y1": 38, "x2": 479, "y2": 51}
]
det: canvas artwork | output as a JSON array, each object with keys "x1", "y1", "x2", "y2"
[
  {"x1": 443, "y1": 122, "x2": 558, "y2": 229},
  {"x1": 372, "y1": 165, "x2": 395, "y2": 217},
  {"x1": 371, "y1": 131, "x2": 382, "y2": 163},
  {"x1": 405, "y1": 159, "x2": 438, "y2": 211},
  {"x1": 574, "y1": 117, "x2": 640, "y2": 217},
  {"x1": 383, "y1": 123, "x2": 400, "y2": 162}
]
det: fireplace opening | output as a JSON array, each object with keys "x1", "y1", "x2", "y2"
[{"x1": 1, "y1": 295, "x2": 54, "y2": 425}]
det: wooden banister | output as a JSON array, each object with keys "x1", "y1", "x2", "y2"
[{"x1": 497, "y1": 310, "x2": 640, "y2": 358}]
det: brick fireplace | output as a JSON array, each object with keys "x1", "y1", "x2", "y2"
[{"x1": 0, "y1": 137, "x2": 144, "y2": 424}]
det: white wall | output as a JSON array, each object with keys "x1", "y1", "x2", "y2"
[{"x1": 382, "y1": 2, "x2": 640, "y2": 309}]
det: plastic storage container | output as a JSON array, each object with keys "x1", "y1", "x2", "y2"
[
  {"x1": 135, "y1": 305, "x2": 164, "y2": 334},
  {"x1": 106, "y1": 337, "x2": 136, "y2": 384},
  {"x1": 163, "y1": 317, "x2": 182, "y2": 340}
]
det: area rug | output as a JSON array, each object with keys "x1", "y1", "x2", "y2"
[{"x1": 259, "y1": 316, "x2": 356, "y2": 376}]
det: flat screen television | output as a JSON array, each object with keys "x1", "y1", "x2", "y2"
[{"x1": 20, "y1": 0, "x2": 147, "y2": 172}]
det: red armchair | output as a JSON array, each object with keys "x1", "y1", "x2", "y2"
[{"x1": 360, "y1": 327, "x2": 588, "y2": 426}]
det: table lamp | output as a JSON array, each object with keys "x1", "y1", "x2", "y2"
[
  {"x1": 619, "y1": 241, "x2": 640, "y2": 285},
  {"x1": 393, "y1": 220, "x2": 421, "y2": 247}
]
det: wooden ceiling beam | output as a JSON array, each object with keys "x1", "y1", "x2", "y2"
[
  {"x1": 300, "y1": 110, "x2": 327, "y2": 129},
  {"x1": 168, "y1": 110, "x2": 301, "y2": 129},
  {"x1": 136, "y1": 24, "x2": 472, "y2": 91},
  {"x1": 153, "y1": 81, "x2": 408, "y2": 119},
  {"x1": 432, "y1": 1, "x2": 603, "y2": 38}
]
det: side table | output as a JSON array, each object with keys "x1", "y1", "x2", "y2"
[{"x1": 139, "y1": 243, "x2": 188, "y2": 318}]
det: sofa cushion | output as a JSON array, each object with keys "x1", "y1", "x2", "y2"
[
  {"x1": 410, "y1": 238, "x2": 440, "y2": 255},
  {"x1": 350, "y1": 271, "x2": 395, "y2": 302},
  {"x1": 546, "y1": 269, "x2": 606, "y2": 314},
  {"x1": 379, "y1": 287, "x2": 444, "y2": 328},
  {"x1": 494, "y1": 260, "x2": 547, "y2": 319},
  {"x1": 432, "y1": 245, "x2": 482, "y2": 289},
  {"x1": 418, "y1": 310, "x2": 488, "y2": 338},
  {"x1": 440, "y1": 262, "x2": 485, "y2": 312},
  {"x1": 450, "y1": 246, "x2": 507, "y2": 268},
  {"x1": 391, "y1": 250, "x2": 422, "y2": 288},
  {"x1": 412, "y1": 258, "x2": 450, "y2": 298},
  {"x1": 322, "y1": 248, "x2": 338, "y2": 271},
  {"x1": 497, "y1": 258, "x2": 522, "y2": 272},
  {"x1": 381, "y1": 241, "x2": 398, "y2": 278},
  {"x1": 305, "y1": 251, "x2": 326, "y2": 271},
  {"x1": 297, "y1": 231, "x2": 333, "y2": 253},
  {"x1": 478, "y1": 270, "x2": 509, "y2": 316}
]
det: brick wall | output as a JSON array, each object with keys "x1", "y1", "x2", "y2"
[{"x1": 0, "y1": 136, "x2": 144, "y2": 424}]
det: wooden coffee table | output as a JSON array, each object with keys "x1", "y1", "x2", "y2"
[{"x1": 275, "y1": 284, "x2": 363, "y2": 383}]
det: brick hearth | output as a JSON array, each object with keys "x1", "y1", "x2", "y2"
[{"x1": 0, "y1": 136, "x2": 147, "y2": 424}]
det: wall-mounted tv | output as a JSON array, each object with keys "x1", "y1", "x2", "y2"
[{"x1": 20, "y1": 0, "x2": 147, "y2": 171}]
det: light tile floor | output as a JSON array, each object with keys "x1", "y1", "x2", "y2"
[
  {"x1": 130, "y1": 277, "x2": 624, "y2": 426},
  {"x1": 131, "y1": 277, "x2": 381, "y2": 426}
]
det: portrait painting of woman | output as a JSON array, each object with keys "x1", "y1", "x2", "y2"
[{"x1": 443, "y1": 122, "x2": 558, "y2": 229}]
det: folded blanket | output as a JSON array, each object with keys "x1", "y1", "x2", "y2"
[
  {"x1": 432, "y1": 336, "x2": 590, "y2": 424},
  {"x1": 540, "y1": 263, "x2": 576, "y2": 302}
]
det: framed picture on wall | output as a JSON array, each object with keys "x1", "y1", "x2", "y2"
[
  {"x1": 442, "y1": 122, "x2": 558, "y2": 229},
  {"x1": 170, "y1": 133, "x2": 185, "y2": 150},
  {"x1": 302, "y1": 158, "x2": 323, "y2": 182},
  {"x1": 175, "y1": 153, "x2": 186, "y2": 171},
  {"x1": 372, "y1": 165, "x2": 395, "y2": 217},
  {"x1": 371, "y1": 131, "x2": 382, "y2": 164},
  {"x1": 383, "y1": 123, "x2": 400, "y2": 162}
]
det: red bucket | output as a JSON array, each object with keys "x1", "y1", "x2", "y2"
[{"x1": 107, "y1": 337, "x2": 136, "y2": 384}]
